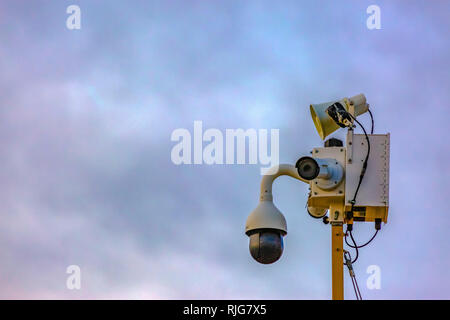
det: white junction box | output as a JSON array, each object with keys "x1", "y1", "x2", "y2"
[
  {"x1": 345, "y1": 131, "x2": 390, "y2": 222},
  {"x1": 307, "y1": 131, "x2": 390, "y2": 223}
]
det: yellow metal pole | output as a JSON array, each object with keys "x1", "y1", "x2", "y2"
[{"x1": 331, "y1": 224, "x2": 344, "y2": 300}]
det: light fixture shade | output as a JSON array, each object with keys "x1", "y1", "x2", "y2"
[
  {"x1": 245, "y1": 200, "x2": 287, "y2": 235},
  {"x1": 310, "y1": 94, "x2": 368, "y2": 140}
]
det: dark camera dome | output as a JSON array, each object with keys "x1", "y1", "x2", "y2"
[{"x1": 249, "y1": 230, "x2": 284, "y2": 264}]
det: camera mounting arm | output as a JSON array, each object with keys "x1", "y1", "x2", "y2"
[
  {"x1": 245, "y1": 164, "x2": 310, "y2": 264},
  {"x1": 259, "y1": 164, "x2": 309, "y2": 201}
]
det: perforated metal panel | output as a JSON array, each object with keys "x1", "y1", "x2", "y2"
[{"x1": 345, "y1": 132, "x2": 390, "y2": 208}]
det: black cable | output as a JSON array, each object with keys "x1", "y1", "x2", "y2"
[
  {"x1": 346, "y1": 115, "x2": 371, "y2": 262},
  {"x1": 343, "y1": 229, "x2": 360, "y2": 264},
  {"x1": 345, "y1": 229, "x2": 379, "y2": 249},
  {"x1": 345, "y1": 234, "x2": 353, "y2": 248},
  {"x1": 344, "y1": 229, "x2": 358, "y2": 263},
  {"x1": 342, "y1": 108, "x2": 374, "y2": 300},
  {"x1": 347, "y1": 114, "x2": 371, "y2": 208},
  {"x1": 349, "y1": 231, "x2": 359, "y2": 264},
  {"x1": 368, "y1": 109, "x2": 374, "y2": 134}
]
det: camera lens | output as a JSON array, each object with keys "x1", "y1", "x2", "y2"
[
  {"x1": 295, "y1": 156, "x2": 319, "y2": 180},
  {"x1": 249, "y1": 230, "x2": 284, "y2": 264}
]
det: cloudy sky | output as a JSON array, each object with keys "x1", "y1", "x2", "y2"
[{"x1": 0, "y1": 0, "x2": 449, "y2": 299}]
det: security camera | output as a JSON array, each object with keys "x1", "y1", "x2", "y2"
[
  {"x1": 245, "y1": 200, "x2": 287, "y2": 264},
  {"x1": 243, "y1": 94, "x2": 391, "y2": 300},
  {"x1": 295, "y1": 156, "x2": 320, "y2": 180},
  {"x1": 247, "y1": 229, "x2": 284, "y2": 264},
  {"x1": 295, "y1": 156, "x2": 344, "y2": 190},
  {"x1": 245, "y1": 165, "x2": 308, "y2": 265}
]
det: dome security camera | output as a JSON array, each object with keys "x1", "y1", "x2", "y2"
[
  {"x1": 245, "y1": 200, "x2": 287, "y2": 264},
  {"x1": 245, "y1": 164, "x2": 309, "y2": 265},
  {"x1": 248, "y1": 229, "x2": 284, "y2": 264}
]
